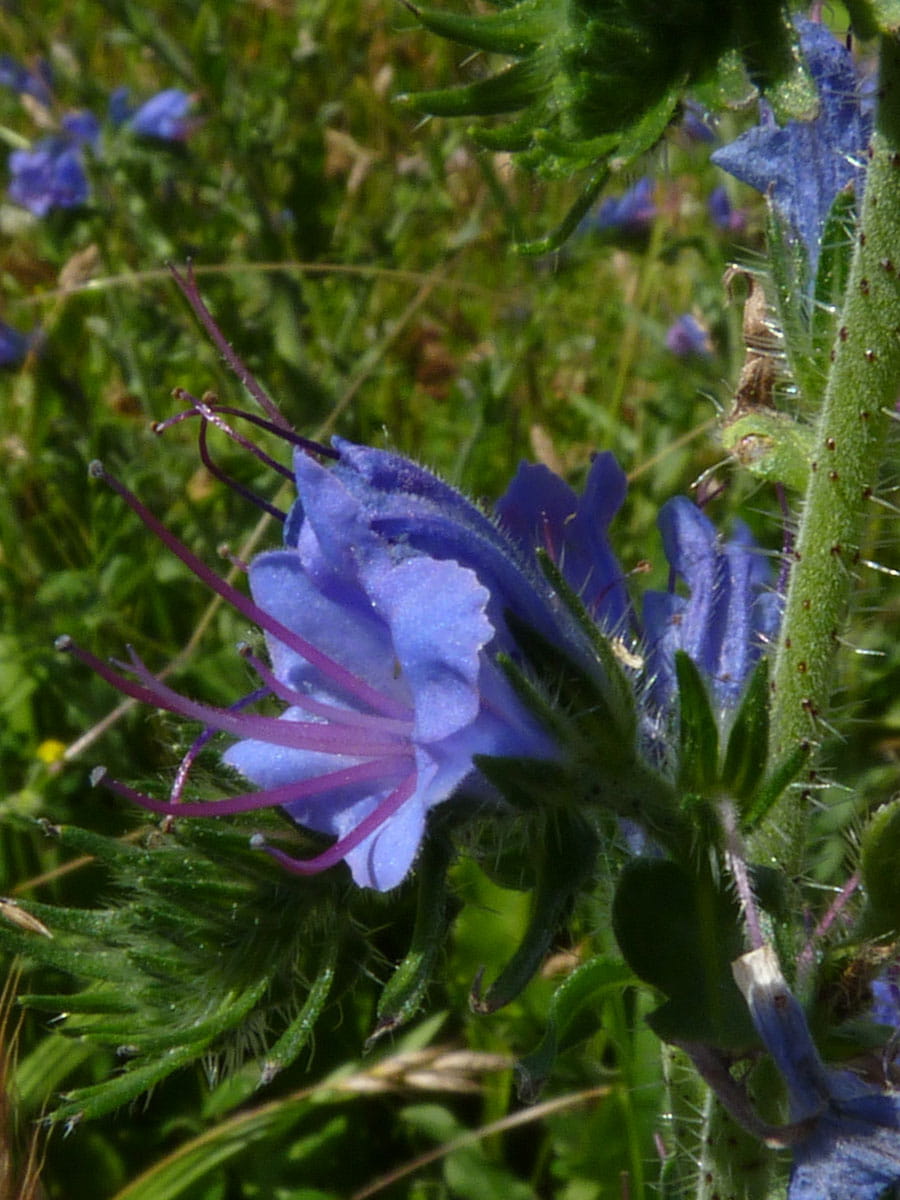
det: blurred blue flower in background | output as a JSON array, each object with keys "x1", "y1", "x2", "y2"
[
  {"x1": 0, "y1": 53, "x2": 52, "y2": 104},
  {"x1": 2, "y1": 58, "x2": 193, "y2": 215},
  {"x1": 712, "y1": 20, "x2": 871, "y2": 275},
  {"x1": 708, "y1": 184, "x2": 746, "y2": 232},
  {"x1": 8, "y1": 139, "x2": 92, "y2": 216},
  {"x1": 586, "y1": 176, "x2": 656, "y2": 235},
  {"x1": 665, "y1": 313, "x2": 712, "y2": 358},
  {"x1": 0, "y1": 320, "x2": 35, "y2": 366},
  {"x1": 111, "y1": 86, "x2": 194, "y2": 139}
]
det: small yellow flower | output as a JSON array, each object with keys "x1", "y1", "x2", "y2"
[{"x1": 36, "y1": 738, "x2": 66, "y2": 765}]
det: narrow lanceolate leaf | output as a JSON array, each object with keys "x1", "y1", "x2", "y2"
[
  {"x1": 674, "y1": 650, "x2": 719, "y2": 795},
  {"x1": 722, "y1": 657, "x2": 770, "y2": 801}
]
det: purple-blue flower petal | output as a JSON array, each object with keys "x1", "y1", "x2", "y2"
[
  {"x1": 61, "y1": 110, "x2": 101, "y2": 147},
  {"x1": 644, "y1": 498, "x2": 776, "y2": 711},
  {"x1": 665, "y1": 314, "x2": 712, "y2": 358},
  {"x1": 223, "y1": 441, "x2": 558, "y2": 890},
  {"x1": 711, "y1": 20, "x2": 871, "y2": 274},
  {"x1": 495, "y1": 453, "x2": 629, "y2": 630},
  {"x1": 589, "y1": 176, "x2": 657, "y2": 234},
  {"x1": 0, "y1": 321, "x2": 31, "y2": 367},
  {"x1": 7, "y1": 141, "x2": 90, "y2": 215},
  {"x1": 735, "y1": 946, "x2": 900, "y2": 1200},
  {"x1": 127, "y1": 88, "x2": 192, "y2": 140}
]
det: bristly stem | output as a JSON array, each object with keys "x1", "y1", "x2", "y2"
[{"x1": 763, "y1": 33, "x2": 900, "y2": 872}]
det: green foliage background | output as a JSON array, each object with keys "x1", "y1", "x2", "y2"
[{"x1": 1, "y1": 2, "x2": 898, "y2": 1197}]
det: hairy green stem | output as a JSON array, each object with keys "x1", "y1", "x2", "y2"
[{"x1": 762, "y1": 33, "x2": 900, "y2": 871}]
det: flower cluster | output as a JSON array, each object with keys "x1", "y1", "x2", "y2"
[
  {"x1": 1, "y1": 60, "x2": 193, "y2": 216},
  {"x1": 65, "y1": 272, "x2": 780, "y2": 895}
]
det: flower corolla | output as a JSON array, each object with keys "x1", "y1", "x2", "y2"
[
  {"x1": 643, "y1": 498, "x2": 780, "y2": 713},
  {"x1": 220, "y1": 440, "x2": 562, "y2": 891},
  {"x1": 734, "y1": 945, "x2": 900, "y2": 1200},
  {"x1": 711, "y1": 20, "x2": 871, "y2": 275}
]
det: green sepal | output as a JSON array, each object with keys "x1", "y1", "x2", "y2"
[
  {"x1": 721, "y1": 656, "x2": 770, "y2": 801},
  {"x1": 500, "y1": 610, "x2": 635, "y2": 767},
  {"x1": 720, "y1": 409, "x2": 814, "y2": 492},
  {"x1": 674, "y1": 650, "x2": 719, "y2": 795},
  {"x1": 260, "y1": 936, "x2": 340, "y2": 1084},
  {"x1": 515, "y1": 954, "x2": 635, "y2": 1101},
  {"x1": 411, "y1": 0, "x2": 551, "y2": 56},
  {"x1": 858, "y1": 799, "x2": 900, "y2": 937},
  {"x1": 739, "y1": 739, "x2": 810, "y2": 832},
  {"x1": 534, "y1": 548, "x2": 639, "y2": 746},
  {"x1": 611, "y1": 858, "x2": 755, "y2": 1049},
  {"x1": 766, "y1": 203, "x2": 816, "y2": 407},
  {"x1": 471, "y1": 810, "x2": 598, "y2": 1013},
  {"x1": 369, "y1": 833, "x2": 455, "y2": 1044},
  {"x1": 842, "y1": 0, "x2": 900, "y2": 37},
  {"x1": 399, "y1": 55, "x2": 552, "y2": 118},
  {"x1": 812, "y1": 187, "x2": 857, "y2": 378},
  {"x1": 734, "y1": 0, "x2": 818, "y2": 124},
  {"x1": 6, "y1": 820, "x2": 355, "y2": 1122},
  {"x1": 514, "y1": 166, "x2": 609, "y2": 255}
]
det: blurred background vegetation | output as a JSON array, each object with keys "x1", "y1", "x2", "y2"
[{"x1": 1, "y1": 2, "x2": 896, "y2": 1196}]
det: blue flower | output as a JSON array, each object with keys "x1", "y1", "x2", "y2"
[
  {"x1": 5, "y1": 81, "x2": 192, "y2": 215},
  {"x1": 0, "y1": 321, "x2": 33, "y2": 367},
  {"x1": 870, "y1": 959, "x2": 900, "y2": 1028},
  {"x1": 665, "y1": 314, "x2": 712, "y2": 358},
  {"x1": 0, "y1": 55, "x2": 52, "y2": 104},
  {"x1": 586, "y1": 177, "x2": 657, "y2": 235},
  {"x1": 219, "y1": 442, "x2": 558, "y2": 890},
  {"x1": 708, "y1": 185, "x2": 746, "y2": 232},
  {"x1": 734, "y1": 945, "x2": 900, "y2": 1200},
  {"x1": 711, "y1": 20, "x2": 871, "y2": 275},
  {"x1": 7, "y1": 139, "x2": 91, "y2": 216},
  {"x1": 126, "y1": 88, "x2": 193, "y2": 140},
  {"x1": 75, "y1": 436, "x2": 584, "y2": 893},
  {"x1": 495, "y1": 452, "x2": 629, "y2": 633},
  {"x1": 643, "y1": 499, "x2": 780, "y2": 712}
]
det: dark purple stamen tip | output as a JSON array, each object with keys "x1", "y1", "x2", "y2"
[{"x1": 168, "y1": 262, "x2": 290, "y2": 432}]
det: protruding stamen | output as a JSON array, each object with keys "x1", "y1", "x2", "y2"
[
  {"x1": 64, "y1": 638, "x2": 410, "y2": 757},
  {"x1": 86, "y1": 460, "x2": 412, "y2": 720},
  {"x1": 169, "y1": 686, "x2": 270, "y2": 803},
  {"x1": 250, "y1": 769, "x2": 418, "y2": 875},
  {"x1": 169, "y1": 262, "x2": 290, "y2": 432},
  {"x1": 237, "y1": 644, "x2": 412, "y2": 734},
  {"x1": 94, "y1": 757, "x2": 411, "y2": 817}
]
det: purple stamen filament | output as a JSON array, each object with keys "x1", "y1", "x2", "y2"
[
  {"x1": 169, "y1": 686, "x2": 269, "y2": 804},
  {"x1": 87, "y1": 460, "x2": 412, "y2": 721},
  {"x1": 93, "y1": 757, "x2": 411, "y2": 819},
  {"x1": 237, "y1": 645, "x2": 412, "y2": 734},
  {"x1": 60, "y1": 638, "x2": 411, "y2": 758},
  {"x1": 252, "y1": 770, "x2": 419, "y2": 875}
]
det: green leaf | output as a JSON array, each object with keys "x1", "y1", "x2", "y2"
[
  {"x1": 674, "y1": 651, "x2": 719, "y2": 794},
  {"x1": 721, "y1": 657, "x2": 770, "y2": 801},
  {"x1": 859, "y1": 799, "x2": 900, "y2": 936},
  {"x1": 842, "y1": 0, "x2": 900, "y2": 37},
  {"x1": 515, "y1": 954, "x2": 635, "y2": 1100},
  {"x1": 612, "y1": 859, "x2": 755, "y2": 1049},
  {"x1": 740, "y1": 740, "x2": 810, "y2": 832},
  {"x1": 471, "y1": 810, "x2": 598, "y2": 1013}
]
